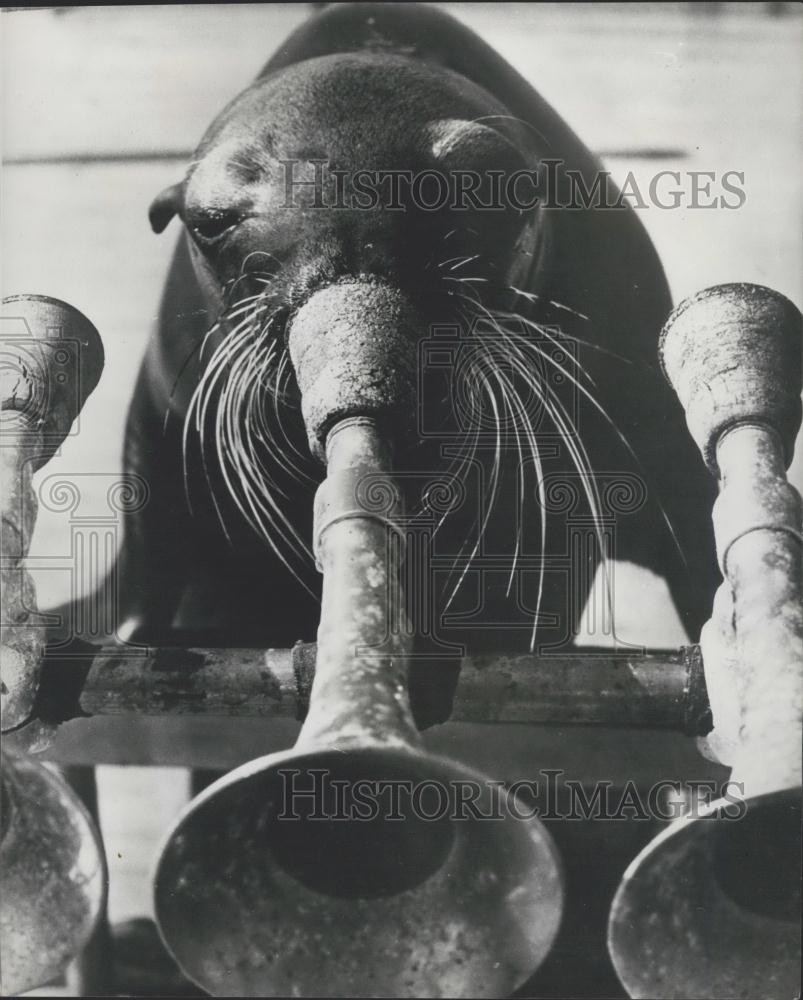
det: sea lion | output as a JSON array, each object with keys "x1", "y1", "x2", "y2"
[{"x1": 119, "y1": 1, "x2": 718, "y2": 655}]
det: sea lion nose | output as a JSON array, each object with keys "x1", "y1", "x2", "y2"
[{"x1": 287, "y1": 278, "x2": 421, "y2": 461}]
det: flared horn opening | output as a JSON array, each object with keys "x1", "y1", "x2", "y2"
[
  {"x1": 154, "y1": 745, "x2": 563, "y2": 998},
  {"x1": 0, "y1": 750, "x2": 108, "y2": 995},
  {"x1": 607, "y1": 787, "x2": 801, "y2": 999}
]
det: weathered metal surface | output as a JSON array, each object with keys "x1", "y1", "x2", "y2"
[
  {"x1": 287, "y1": 283, "x2": 419, "y2": 460},
  {"x1": 1, "y1": 295, "x2": 103, "y2": 732},
  {"x1": 453, "y1": 644, "x2": 708, "y2": 732},
  {"x1": 24, "y1": 640, "x2": 710, "y2": 733},
  {"x1": 659, "y1": 283, "x2": 801, "y2": 472},
  {"x1": 154, "y1": 746, "x2": 564, "y2": 998},
  {"x1": 153, "y1": 417, "x2": 563, "y2": 997},
  {"x1": 0, "y1": 748, "x2": 108, "y2": 995},
  {"x1": 610, "y1": 284, "x2": 803, "y2": 1000},
  {"x1": 712, "y1": 425, "x2": 803, "y2": 795},
  {"x1": 82, "y1": 645, "x2": 298, "y2": 719},
  {"x1": 297, "y1": 418, "x2": 420, "y2": 752},
  {"x1": 667, "y1": 285, "x2": 803, "y2": 791},
  {"x1": 608, "y1": 788, "x2": 802, "y2": 1000}
]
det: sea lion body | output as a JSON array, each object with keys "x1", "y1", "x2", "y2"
[{"x1": 120, "y1": 2, "x2": 717, "y2": 651}]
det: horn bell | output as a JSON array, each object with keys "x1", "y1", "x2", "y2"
[
  {"x1": 153, "y1": 744, "x2": 563, "y2": 998},
  {"x1": 1, "y1": 749, "x2": 108, "y2": 995},
  {"x1": 607, "y1": 787, "x2": 801, "y2": 1000}
]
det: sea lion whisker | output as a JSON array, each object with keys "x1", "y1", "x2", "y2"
[
  {"x1": 220, "y1": 296, "x2": 268, "y2": 323},
  {"x1": 491, "y1": 369, "x2": 525, "y2": 595},
  {"x1": 507, "y1": 285, "x2": 591, "y2": 323},
  {"x1": 482, "y1": 319, "x2": 610, "y2": 465},
  {"x1": 220, "y1": 271, "x2": 273, "y2": 307},
  {"x1": 490, "y1": 364, "x2": 548, "y2": 642},
  {"x1": 269, "y1": 350, "x2": 300, "y2": 407},
  {"x1": 539, "y1": 384, "x2": 618, "y2": 635},
  {"x1": 449, "y1": 255, "x2": 481, "y2": 272},
  {"x1": 443, "y1": 363, "x2": 503, "y2": 609},
  {"x1": 220, "y1": 298, "x2": 275, "y2": 343},
  {"x1": 222, "y1": 274, "x2": 253, "y2": 309},
  {"x1": 196, "y1": 320, "x2": 225, "y2": 365},
  {"x1": 471, "y1": 331, "x2": 600, "y2": 639},
  {"x1": 221, "y1": 271, "x2": 271, "y2": 310},
  {"x1": 256, "y1": 393, "x2": 310, "y2": 488},
  {"x1": 436, "y1": 255, "x2": 478, "y2": 272},
  {"x1": 240, "y1": 249, "x2": 283, "y2": 270},
  {"x1": 195, "y1": 328, "x2": 254, "y2": 434},
  {"x1": 218, "y1": 431, "x2": 314, "y2": 589},
  {"x1": 497, "y1": 317, "x2": 687, "y2": 566},
  {"x1": 232, "y1": 463, "x2": 315, "y2": 584},
  {"x1": 227, "y1": 345, "x2": 315, "y2": 566},
  {"x1": 239, "y1": 358, "x2": 299, "y2": 501},
  {"x1": 417, "y1": 307, "x2": 483, "y2": 538},
  {"x1": 428, "y1": 427, "x2": 481, "y2": 538},
  {"x1": 222, "y1": 342, "x2": 287, "y2": 499},
  {"x1": 183, "y1": 325, "x2": 256, "y2": 526},
  {"x1": 214, "y1": 348, "x2": 315, "y2": 578},
  {"x1": 469, "y1": 305, "x2": 589, "y2": 380},
  {"x1": 494, "y1": 323, "x2": 596, "y2": 405},
  {"x1": 195, "y1": 308, "x2": 255, "y2": 370},
  {"x1": 498, "y1": 370, "x2": 534, "y2": 564},
  {"x1": 270, "y1": 353, "x2": 318, "y2": 481},
  {"x1": 452, "y1": 292, "x2": 586, "y2": 405},
  {"x1": 431, "y1": 315, "x2": 490, "y2": 592},
  {"x1": 500, "y1": 304, "x2": 632, "y2": 367},
  {"x1": 437, "y1": 255, "x2": 474, "y2": 270},
  {"x1": 187, "y1": 327, "x2": 252, "y2": 449},
  {"x1": 450, "y1": 284, "x2": 485, "y2": 313}
]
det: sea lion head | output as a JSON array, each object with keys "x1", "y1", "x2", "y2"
[
  {"x1": 149, "y1": 52, "x2": 545, "y2": 331},
  {"x1": 146, "y1": 49, "x2": 579, "y2": 635}
]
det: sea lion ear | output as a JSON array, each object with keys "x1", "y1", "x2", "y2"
[
  {"x1": 149, "y1": 183, "x2": 184, "y2": 234},
  {"x1": 424, "y1": 118, "x2": 526, "y2": 170},
  {"x1": 425, "y1": 119, "x2": 517, "y2": 162}
]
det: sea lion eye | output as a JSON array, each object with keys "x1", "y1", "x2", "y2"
[{"x1": 190, "y1": 208, "x2": 241, "y2": 244}]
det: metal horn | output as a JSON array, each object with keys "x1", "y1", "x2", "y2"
[
  {"x1": 1, "y1": 295, "x2": 107, "y2": 994},
  {"x1": 153, "y1": 280, "x2": 564, "y2": 997},
  {"x1": 608, "y1": 284, "x2": 802, "y2": 999},
  {"x1": 0, "y1": 750, "x2": 108, "y2": 995}
]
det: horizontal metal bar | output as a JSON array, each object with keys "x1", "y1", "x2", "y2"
[
  {"x1": 23, "y1": 641, "x2": 711, "y2": 736},
  {"x1": 3, "y1": 148, "x2": 690, "y2": 168}
]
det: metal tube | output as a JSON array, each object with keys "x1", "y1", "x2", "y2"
[
  {"x1": 27, "y1": 641, "x2": 708, "y2": 733},
  {"x1": 297, "y1": 416, "x2": 419, "y2": 750},
  {"x1": 713, "y1": 423, "x2": 803, "y2": 795}
]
